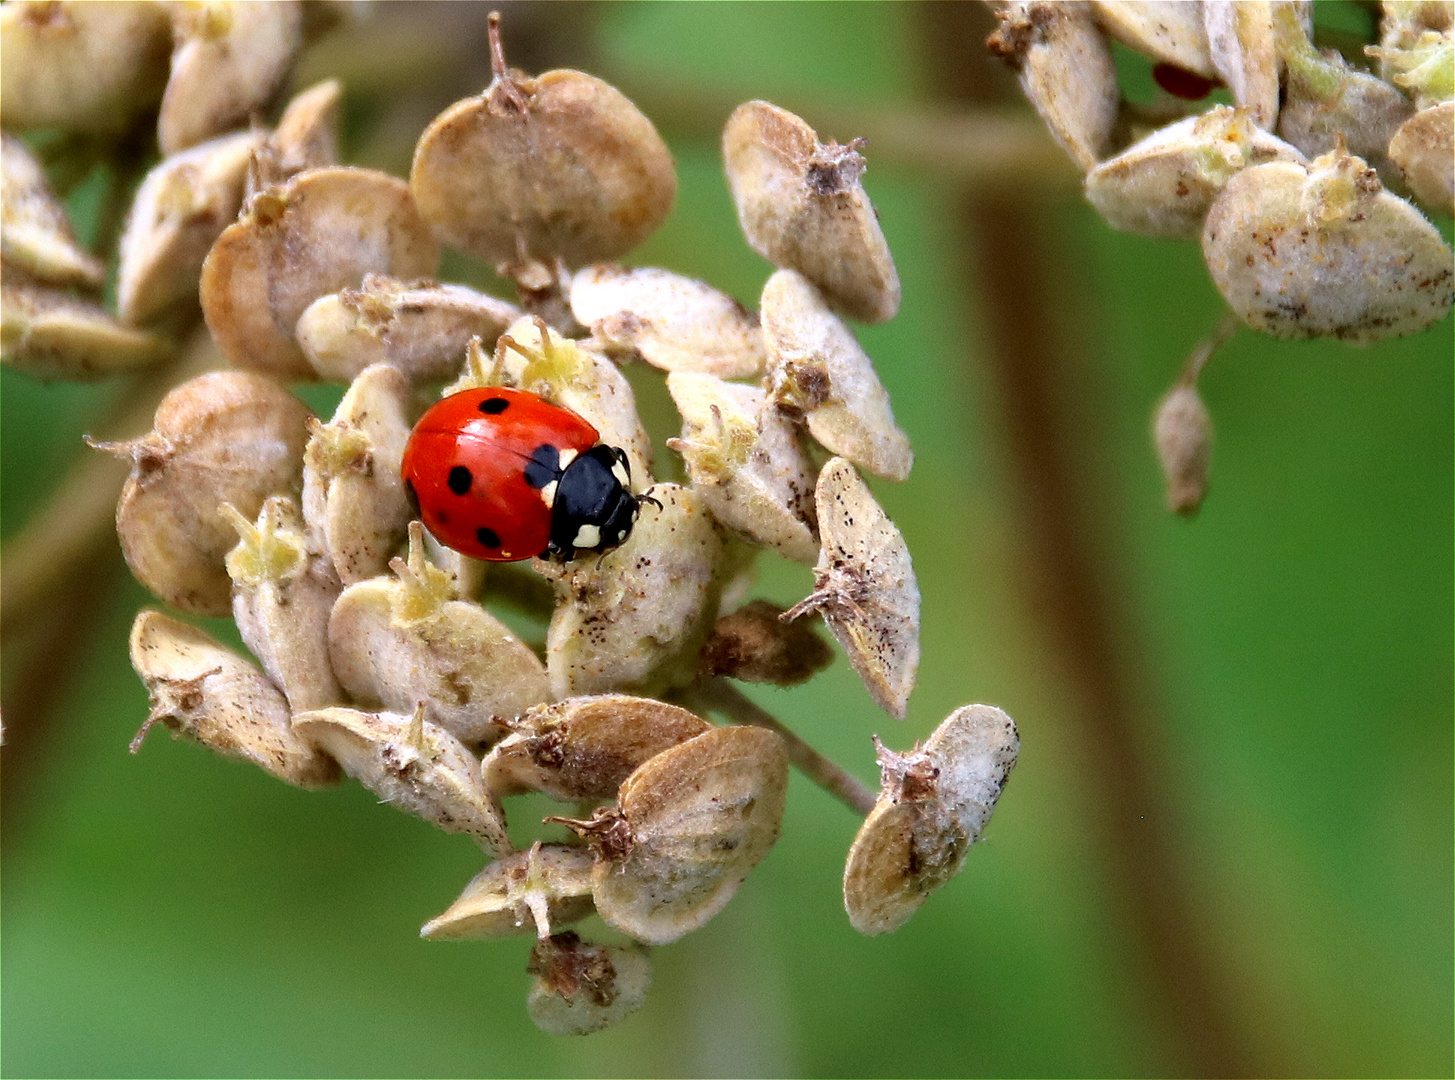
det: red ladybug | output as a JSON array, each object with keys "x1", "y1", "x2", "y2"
[{"x1": 402, "y1": 387, "x2": 640, "y2": 562}]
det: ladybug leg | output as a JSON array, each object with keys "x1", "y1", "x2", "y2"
[{"x1": 635, "y1": 492, "x2": 663, "y2": 513}]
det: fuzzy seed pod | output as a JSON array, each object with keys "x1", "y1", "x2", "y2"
[
  {"x1": 699, "y1": 600, "x2": 834, "y2": 687},
  {"x1": 1153, "y1": 384, "x2": 1213, "y2": 516},
  {"x1": 1202, "y1": 146, "x2": 1455, "y2": 342},
  {"x1": 104, "y1": 370, "x2": 310, "y2": 615},
  {"x1": 1090, "y1": 1, "x2": 1216, "y2": 77},
  {"x1": 526, "y1": 932, "x2": 651, "y2": 1037},
  {"x1": 1, "y1": 132, "x2": 105, "y2": 289},
  {"x1": 1387, "y1": 102, "x2": 1455, "y2": 215},
  {"x1": 2, "y1": 276, "x2": 171, "y2": 380},
  {"x1": 761, "y1": 270, "x2": 912, "y2": 483},
  {"x1": 482, "y1": 696, "x2": 711, "y2": 804},
  {"x1": 291, "y1": 705, "x2": 512, "y2": 856},
  {"x1": 843, "y1": 704, "x2": 1020, "y2": 935},
  {"x1": 200, "y1": 166, "x2": 439, "y2": 380},
  {"x1": 420, "y1": 529, "x2": 488, "y2": 601},
  {"x1": 247, "y1": 78, "x2": 343, "y2": 197},
  {"x1": 784, "y1": 458, "x2": 920, "y2": 719},
  {"x1": 422, "y1": 844, "x2": 596, "y2": 940},
  {"x1": 296, "y1": 275, "x2": 521, "y2": 382},
  {"x1": 129, "y1": 610, "x2": 340, "y2": 788},
  {"x1": 1203, "y1": 0, "x2": 1285, "y2": 130}
]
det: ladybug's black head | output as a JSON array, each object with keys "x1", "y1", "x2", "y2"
[{"x1": 543, "y1": 445, "x2": 639, "y2": 561}]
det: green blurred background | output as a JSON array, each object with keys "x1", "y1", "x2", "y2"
[{"x1": 3, "y1": 3, "x2": 1450, "y2": 1076}]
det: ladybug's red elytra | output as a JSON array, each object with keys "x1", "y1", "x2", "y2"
[{"x1": 402, "y1": 387, "x2": 640, "y2": 562}]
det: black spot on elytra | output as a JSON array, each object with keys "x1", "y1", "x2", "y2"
[
  {"x1": 478, "y1": 397, "x2": 509, "y2": 414},
  {"x1": 476, "y1": 526, "x2": 501, "y2": 548},
  {"x1": 447, "y1": 465, "x2": 472, "y2": 495},
  {"x1": 523, "y1": 443, "x2": 561, "y2": 489}
]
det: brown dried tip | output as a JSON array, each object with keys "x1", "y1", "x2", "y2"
[
  {"x1": 700, "y1": 600, "x2": 833, "y2": 686},
  {"x1": 723, "y1": 101, "x2": 900, "y2": 324},
  {"x1": 526, "y1": 931, "x2": 651, "y2": 1036},
  {"x1": 422, "y1": 843, "x2": 595, "y2": 941}
]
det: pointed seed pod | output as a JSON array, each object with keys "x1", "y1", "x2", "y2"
[
  {"x1": 1, "y1": 132, "x2": 105, "y2": 288},
  {"x1": 527, "y1": 932, "x2": 652, "y2": 1036},
  {"x1": 247, "y1": 78, "x2": 343, "y2": 196},
  {"x1": 422, "y1": 843, "x2": 596, "y2": 941},
  {"x1": 1203, "y1": 0, "x2": 1283, "y2": 130},
  {"x1": 1090, "y1": 1, "x2": 1216, "y2": 77},
  {"x1": 2, "y1": 277, "x2": 171, "y2": 380}
]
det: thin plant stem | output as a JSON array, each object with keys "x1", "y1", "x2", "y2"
[{"x1": 1179, "y1": 309, "x2": 1243, "y2": 388}]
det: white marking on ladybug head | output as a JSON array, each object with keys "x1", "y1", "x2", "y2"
[
  {"x1": 556, "y1": 447, "x2": 578, "y2": 470},
  {"x1": 573, "y1": 523, "x2": 601, "y2": 550},
  {"x1": 611, "y1": 460, "x2": 630, "y2": 487},
  {"x1": 539, "y1": 480, "x2": 558, "y2": 509}
]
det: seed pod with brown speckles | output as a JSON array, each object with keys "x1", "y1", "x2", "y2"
[
  {"x1": 1, "y1": 132, "x2": 105, "y2": 289},
  {"x1": 1090, "y1": 2, "x2": 1216, "y2": 77},
  {"x1": 422, "y1": 844, "x2": 596, "y2": 940},
  {"x1": 2, "y1": 275, "x2": 171, "y2": 380},
  {"x1": 1388, "y1": 102, "x2": 1455, "y2": 215},
  {"x1": 527, "y1": 932, "x2": 651, "y2": 1036}
]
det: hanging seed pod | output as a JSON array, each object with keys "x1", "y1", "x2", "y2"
[
  {"x1": 300, "y1": 363, "x2": 412, "y2": 583},
  {"x1": 222, "y1": 495, "x2": 342, "y2": 712},
  {"x1": 100, "y1": 370, "x2": 310, "y2": 616},
  {"x1": 1085, "y1": 106, "x2": 1304, "y2": 240},
  {"x1": 761, "y1": 269, "x2": 912, "y2": 483},
  {"x1": 483, "y1": 695, "x2": 710, "y2": 804},
  {"x1": 666, "y1": 371, "x2": 819, "y2": 563},
  {"x1": 200, "y1": 166, "x2": 439, "y2": 380},
  {"x1": 1204, "y1": 0, "x2": 1282, "y2": 130},
  {"x1": 698, "y1": 599, "x2": 834, "y2": 687},
  {"x1": 844, "y1": 704, "x2": 1020, "y2": 935},
  {"x1": 1387, "y1": 101, "x2": 1455, "y2": 215},
  {"x1": 409, "y1": 14, "x2": 675, "y2": 271},
  {"x1": 292, "y1": 704, "x2": 512, "y2": 856},
  {"x1": 554, "y1": 725, "x2": 788, "y2": 945},
  {"x1": 526, "y1": 932, "x2": 651, "y2": 1037},
  {"x1": 1090, "y1": 2, "x2": 1216, "y2": 77},
  {"x1": 422, "y1": 844, "x2": 596, "y2": 940},
  {"x1": 1153, "y1": 383, "x2": 1213, "y2": 516},
  {"x1": 296, "y1": 275, "x2": 520, "y2": 382},
  {"x1": 158, "y1": 0, "x2": 304, "y2": 155},
  {"x1": 129, "y1": 610, "x2": 340, "y2": 789},
  {"x1": 248, "y1": 78, "x2": 343, "y2": 196},
  {"x1": 0, "y1": 1, "x2": 171, "y2": 135},
  {"x1": 783, "y1": 457, "x2": 920, "y2": 719},
  {"x1": 986, "y1": 1, "x2": 1120, "y2": 173},
  {"x1": 2, "y1": 276, "x2": 171, "y2": 380},
  {"x1": 569, "y1": 265, "x2": 767, "y2": 379},
  {"x1": 1202, "y1": 145, "x2": 1455, "y2": 342},
  {"x1": 117, "y1": 129, "x2": 266, "y2": 326},
  {"x1": 1, "y1": 132, "x2": 105, "y2": 289},
  {"x1": 535, "y1": 483, "x2": 724, "y2": 700},
  {"x1": 327, "y1": 523, "x2": 550, "y2": 747}
]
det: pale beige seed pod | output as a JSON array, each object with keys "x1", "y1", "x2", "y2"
[
  {"x1": 986, "y1": 2, "x2": 1119, "y2": 173},
  {"x1": 1153, "y1": 384, "x2": 1214, "y2": 517},
  {"x1": 292, "y1": 704, "x2": 512, "y2": 856},
  {"x1": 526, "y1": 932, "x2": 652, "y2": 1037},
  {"x1": 222, "y1": 495, "x2": 342, "y2": 712},
  {"x1": 760, "y1": 269, "x2": 913, "y2": 483},
  {"x1": 2, "y1": 276, "x2": 171, "y2": 381},
  {"x1": 1, "y1": 132, "x2": 105, "y2": 289},
  {"x1": 722, "y1": 101, "x2": 900, "y2": 325},
  {"x1": 1203, "y1": 0, "x2": 1294, "y2": 131},
  {"x1": 1387, "y1": 101, "x2": 1455, "y2": 215},
  {"x1": 117, "y1": 129, "x2": 267, "y2": 326},
  {"x1": 482, "y1": 696, "x2": 711, "y2": 804},
  {"x1": 784, "y1": 458, "x2": 920, "y2": 719},
  {"x1": 569, "y1": 265, "x2": 767, "y2": 379},
  {"x1": 698, "y1": 599, "x2": 834, "y2": 687},
  {"x1": 844, "y1": 704, "x2": 1020, "y2": 936},
  {"x1": 1085, "y1": 106, "x2": 1304, "y2": 241},
  {"x1": 1089, "y1": 2, "x2": 1216, "y2": 77},
  {"x1": 1202, "y1": 146, "x2": 1455, "y2": 342},
  {"x1": 666, "y1": 371, "x2": 819, "y2": 563},
  {"x1": 0, "y1": 1, "x2": 171, "y2": 135},
  {"x1": 247, "y1": 78, "x2": 343, "y2": 197},
  {"x1": 300, "y1": 363, "x2": 413, "y2": 583},
  {"x1": 200, "y1": 166, "x2": 439, "y2": 380},
  {"x1": 102, "y1": 370, "x2": 310, "y2": 616},
  {"x1": 556, "y1": 725, "x2": 788, "y2": 946},
  {"x1": 409, "y1": 15, "x2": 675, "y2": 271},
  {"x1": 158, "y1": 0, "x2": 304, "y2": 156},
  {"x1": 422, "y1": 844, "x2": 596, "y2": 941},
  {"x1": 327, "y1": 524, "x2": 550, "y2": 747},
  {"x1": 296, "y1": 275, "x2": 521, "y2": 382},
  {"x1": 535, "y1": 483, "x2": 724, "y2": 700},
  {"x1": 129, "y1": 609, "x2": 340, "y2": 789},
  {"x1": 420, "y1": 529, "x2": 489, "y2": 601}
]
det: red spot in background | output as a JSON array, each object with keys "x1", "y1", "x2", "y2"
[{"x1": 1153, "y1": 63, "x2": 1220, "y2": 100}]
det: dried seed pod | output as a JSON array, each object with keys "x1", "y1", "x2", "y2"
[
  {"x1": 1090, "y1": 1, "x2": 1216, "y2": 77},
  {"x1": 0, "y1": 1, "x2": 171, "y2": 134},
  {"x1": 760, "y1": 269, "x2": 912, "y2": 483},
  {"x1": 158, "y1": 0, "x2": 303, "y2": 155},
  {"x1": 296, "y1": 275, "x2": 520, "y2": 382},
  {"x1": 1388, "y1": 101, "x2": 1455, "y2": 215},
  {"x1": 422, "y1": 844, "x2": 596, "y2": 940},
  {"x1": 1, "y1": 132, "x2": 105, "y2": 288},
  {"x1": 986, "y1": 2, "x2": 1120, "y2": 172},
  {"x1": 409, "y1": 15, "x2": 675, "y2": 270},
  {"x1": 722, "y1": 101, "x2": 900, "y2": 324},
  {"x1": 569, "y1": 265, "x2": 767, "y2": 379},
  {"x1": 1085, "y1": 106, "x2": 1304, "y2": 240},
  {"x1": 535, "y1": 483, "x2": 724, "y2": 700},
  {"x1": 843, "y1": 704, "x2": 1020, "y2": 935},
  {"x1": 526, "y1": 932, "x2": 651, "y2": 1037},
  {"x1": 300, "y1": 363, "x2": 412, "y2": 583},
  {"x1": 223, "y1": 495, "x2": 342, "y2": 712},
  {"x1": 1202, "y1": 146, "x2": 1455, "y2": 342},
  {"x1": 483, "y1": 695, "x2": 710, "y2": 803},
  {"x1": 1153, "y1": 384, "x2": 1213, "y2": 516},
  {"x1": 666, "y1": 371, "x2": 819, "y2": 563},
  {"x1": 784, "y1": 458, "x2": 920, "y2": 719},
  {"x1": 699, "y1": 599, "x2": 834, "y2": 687},
  {"x1": 129, "y1": 609, "x2": 340, "y2": 788},
  {"x1": 327, "y1": 524, "x2": 550, "y2": 746},
  {"x1": 1203, "y1": 0, "x2": 1282, "y2": 130},
  {"x1": 200, "y1": 166, "x2": 439, "y2": 380},
  {"x1": 557, "y1": 725, "x2": 788, "y2": 945},
  {"x1": 292, "y1": 704, "x2": 511, "y2": 855},
  {"x1": 248, "y1": 78, "x2": 342, "y2": 195},
  {"x1": 2, "y1": 277, "x2": 171, "y2": 380},
  {"x1": 117, "y1": 129, "x2": 266, "y2": 326},
  {"x1": 102, "y1": 370, "x2": 310, "y2": 616}
]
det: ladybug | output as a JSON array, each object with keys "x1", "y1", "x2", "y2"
[{"x1": 402, "y1": 387, "x2": 641, "y2": 562}]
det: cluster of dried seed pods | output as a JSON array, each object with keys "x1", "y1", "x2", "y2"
[{"x1": 989, "y1": 0, "x2": 1454, "y2": 516}]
